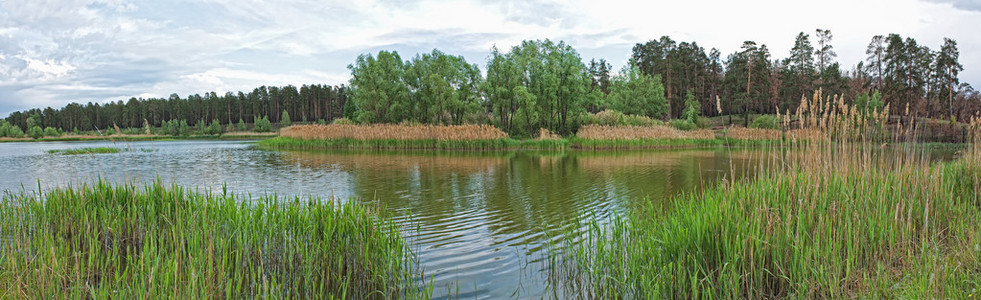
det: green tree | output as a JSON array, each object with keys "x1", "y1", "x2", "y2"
[
  {"x1": 253, "y1": 116, "x2": 271, "y2": 133},
  {"x1": 681, "y1": 89, "x2": 701, "y2": 125},
  {"x1": 237, "y1": 118, "x2": 247, "y2": 131},
  {"x1": 27, "y1": 126, "x2": 44, "y2": 139},
  {"x1": 347, "y1": 50, "x2": 410, "y2": 123},
  {"x1": 779, "y1": 32, "x2": 816, "y2": 109},
  {"x1": 482, "y1": 39, "x2": 592, "y2": 136},
  {"x1": 280, "y1": 110, "x2": 291, "y2": 127},
  {"x1": 607, "y1": 65, "x2": 668, "y2": 119},
  {"x1": 935, "y1": 38, "x2": 962, "y2": 117}
]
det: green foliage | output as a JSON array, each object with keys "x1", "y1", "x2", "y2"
[
  {"x1": 280, "y1": 110, "x2": 292, "y2": 127},
  {"x1": 48, "y1": 147, "x2": 120, "y2": 155},
  {"x1": 668, "y1": 119, "x2": 697, "y2": 131},
  {"x1": 161, "y1": 119, "x2": 191, "y2": 137},
  {"x1": 253, "y1": 116, "x2": 272, "y2": 133},
  {"x1": 680, "y1": 89, "x2": 701, "y2": 125},
  {"x1": 607, "y1": 65, "x2": 668, "y2": 119},
  {"x1": 0, "y1": 120, "x2": 19, "y2": 138},
  {"x1": 343, "y1": 98, "x2": 357, "y2": 120},
  {"x1": 331, "y1": 118, "x2": 355, "y2": 125},
  {"x1": 203, "y1": 119, "x2": 223, "y2": 136},
  {"x1": 237, "y1": 118, "x2": 247, "y2": 131},
  {"x1": 348, "y1": 50, "x2": 410, "y2": 124},
  {"x1": 751, "y1": 115, "x2": 779, "y2": 129},
  {"x1": 484, "y1": 39, "x2": 592, "y2": 137},
  {"x1": 317, "y1": 119, "x2": 326, "y2": 125},
  {"x1": 0, "y1": 182, "x2": 423, "y2": 298},
  {"x1": 27, "y1": 126, "x2": 44, "y2": 139},
  {"x1": 405, "y1": 49, "x2": 483, "y2": 125},
  {"x1": 43, "y1": 127, "x2": 60, "y2": 137}
]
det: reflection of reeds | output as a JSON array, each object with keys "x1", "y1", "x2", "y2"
[
  {"x1": 282, "y1": 124, "x2": 508, "y2": 141},
  {"x1": 283, "y1": 151, "x2": 508, "y2": 173},
  {"x1": 0, "y1": 182, "x2": 425, "y2": 298},
  {"x1": 555, "y1": 89, "x2": 981, "y2": 298},
  {"x1": 577, "y1": 125, "x2": 715, "y2": 140}
]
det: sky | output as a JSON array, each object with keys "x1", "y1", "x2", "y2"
[{"x1": 2, "y1": 0, "x2": 980, "y2": 117}]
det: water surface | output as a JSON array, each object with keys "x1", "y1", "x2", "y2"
[{"x1": 5, "y1": 140, "x2": 946, "y2": 298}]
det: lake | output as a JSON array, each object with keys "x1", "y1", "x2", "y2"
[{"x1": 2, "y1": 139, "x2": 912, "y2": 298}]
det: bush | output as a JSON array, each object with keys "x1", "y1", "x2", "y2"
[
  {"x1": 254, "y1": 116, "x2": 272, "y2": 133},
  {"x1": 237, "y1": 118, "x2": 247, "y2": 131},
  {"x1": 331, "y1": 118, "x2": 355, "y2": 125},
  {"x1": 751, "y1": 115, "x2": 779, "y2": 130},
  {"x1": 588, "y1": 110, "x2": 661, "y2": 127},
  {"x1": 27, "y1": 126, "x2": 44, "y2": 139},
  {"x1": 43, "y1": 127, "x2": 60, "y2": 137},
  {"x1": 668, "y1": 120, "x2": 697, "y2": 131},
  {"x1": 203, "y1": 119, "x2": 223, "y2": 136},
  {"x1": 681, "y1": 89, "x2": 701, "y2": 125},
  {"x1": 6, "y1": 126, "x2": 24, "y2": 138}
]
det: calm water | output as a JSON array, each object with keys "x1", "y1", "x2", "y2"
[{"x1": 3, "y1": 140, "x2": 951, "y2": 298}]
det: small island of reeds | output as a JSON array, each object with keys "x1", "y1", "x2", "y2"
[{"x1": 47, "y1": 147, "x2": 122, "y2": 155}]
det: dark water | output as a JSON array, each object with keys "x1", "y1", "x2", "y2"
[{"x1": 0, "y1": 140, "x2": 957, "y2": 298}]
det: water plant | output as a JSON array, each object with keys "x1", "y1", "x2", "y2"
[
  {"x1": 0, "y1": 181, "x2": 428, "y2": 299},
  {"x1": 550, "y1": 90, "x2": 981, "y2": 298}
]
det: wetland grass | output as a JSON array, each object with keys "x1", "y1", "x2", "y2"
[
  {"x1": 551, "y1": 90, "x2": 981, "y2": 298},
  {"x1": 47, "y1": 147, "x2": 122, "y2": 155},
  {"x1": 0, "y1": 181, "x2": 427, "y2": 299}
]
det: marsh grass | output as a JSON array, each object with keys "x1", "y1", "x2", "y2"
[
  {"x1": 281, "y1": 124, "x2": 508, "y2": 141},
  {"x1": 550, "y1": 89, "x2": 981, "y2": 298},
  {"x1": 0, "y1": 181, "x2": 428, "y2": 299},
  {"x1": 48, "y1": 147, "x2": 122, "y2": 155}
]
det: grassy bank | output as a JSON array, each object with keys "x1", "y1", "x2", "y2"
[
  {"x1": 0, "y1": 181, "x2": 427, "y2": 299},
  {"x1": 550, "y1": 91, "x2": 981, "y2": 298},
  {"x1": 556, "y1": 156, "x2": 981, "y2": 298}
]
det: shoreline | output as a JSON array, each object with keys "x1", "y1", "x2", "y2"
[{"x1": 0, "y1": 132, "x2": 278, "y2": 143}]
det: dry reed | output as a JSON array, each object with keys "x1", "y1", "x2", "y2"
[
  {"x1": 724, "y1": 127, "x2": 782, "y2": 140},
  {"x1": 576, "y1": 125, "x2": 715, "y2": 140},
  {"x1": 538, "y1": 128, "x2": 561, "y2": 140},
  {"x1": 281, "y1": 124, "x2": 508, "y2": 141}
]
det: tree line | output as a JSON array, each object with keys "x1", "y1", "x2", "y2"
[
  {"x1": 5, "y1": 29, "x2": 980, "y2": 138},
  {"x1": 3, "y1": 84, "x2": 347, "y2": 135}
]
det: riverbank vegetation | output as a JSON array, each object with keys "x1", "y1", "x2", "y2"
[
  {"x1": 0, "y1": 181, "x2": 427, "y2": 299},
  {"x1": 548, "y1": 91, "x2": 981, "y2": 298},
  {"x1": 47, "y1": 147, "x2": 122, "y2": 155}
]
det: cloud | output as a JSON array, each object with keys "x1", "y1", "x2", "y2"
[
  {"x1": 924, "y1": 0, "x2": 981, "y2": 12},
  {"x1": 1, "y1": 0, "x2": 981, "y2": 118}
]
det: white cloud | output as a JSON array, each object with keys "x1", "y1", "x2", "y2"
[{"x1": 1, "y1": 0, "x2": 980, "y2": 116}]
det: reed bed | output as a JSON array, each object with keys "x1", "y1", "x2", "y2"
[
  {"x1": 577, "y1": 124, "x2": 716, "y2": 140},
  {"x1": 723, "y1": 127, "x2": 782, "y2": 141},
  {"x1": 281, "y1": 124, "x2": 508, "y2": 141},
  {"x1": 0, "y1": 181, "x2": 427, "y2": 299},
  {"x1": 551, "y1": 89, "x2": 981, "y2": 298}
]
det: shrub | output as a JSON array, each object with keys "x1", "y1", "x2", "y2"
[
  {"x1": 331, "y1": 118, "x2": 355, "y2": 125},
  {"x1": 6, "y1": 126, "x2": 24, "y2": 138},
  {"x1": 281, "y1": 110, "x2": 292, "y2": 127},
  {"x1": 681, "y1": 89, "x2": 701, "y2": 125},
  {"x1": 27, "y1": 126, "x2": 44, "y2": 139},
  {"x1": 668, "y1": 120, "x2": 697, "y2": 131},
  {"x1": 237, "y1": 118, "x2": 247, "y2": 131},
  {"x1": 253, "y1": 116, "x2": 272, "y2": 133},
  {"x1": 203, "y1": 119, "x2": 223, "y2": 136},
  {"x1": 43, "y1": 127, "x2": 60, "y2": 137},
  {"x1": 751, "y1": 115, "x2": 779, "y2": 130}
]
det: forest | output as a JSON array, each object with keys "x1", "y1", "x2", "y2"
[{"x1": 3, "y1": 30, "x2": 979, "y2": 138}]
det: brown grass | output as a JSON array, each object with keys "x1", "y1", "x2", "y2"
[
  {"x1": 724, "y1": 127, "x2": 782, "y2": 140},
  {"x1": 538, "y1": 128, "x2": 561, "y2": 140},
  {"x1": 280, "y1": 124, "x2": 509, "y2": 141},
  {"x1": 576, "y1": 125, "x2": 715, "y2": 140}
]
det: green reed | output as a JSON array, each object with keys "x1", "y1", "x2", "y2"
[
  {"x1": 48, "y1": 147, "x2": 122, "y2": 155},
  {"x1": 0, "y1": 181, "x2": 429, "y2": 299}
]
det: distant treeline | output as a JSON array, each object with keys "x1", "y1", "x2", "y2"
[
  {"x1": 5, "y1": 30, "x2": 981, "y2": 138},
  {"x1": 4, "y1": 84, "x2": 347, "y2": 133}
]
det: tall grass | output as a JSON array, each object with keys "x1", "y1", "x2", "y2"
[
  {"x1": 0, "y1": 181, "x2": 428, "y2": 299},
  {"x1": 551, "y1": 89, "x2": 981, "y2": 298},
  {"x1": 281, "y1": 124, "x2": 508, "y2": 141},
  {"x1": 576, "y1": 124, "x2": 716, "y2": 141}
]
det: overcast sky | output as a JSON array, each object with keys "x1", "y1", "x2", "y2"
[{"x1": 2, "y1": 0, "x2": 979, "y2": 117}]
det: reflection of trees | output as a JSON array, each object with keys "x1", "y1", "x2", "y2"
[{"x1": 272, "y1": 149, "x2": 771, "y2": 249}]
